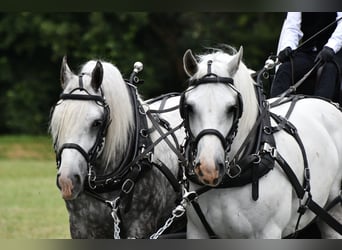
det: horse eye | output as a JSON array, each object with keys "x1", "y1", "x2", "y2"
[
  {"x1": 92, "y1": 119, "x2": 103, "y2": 128},
  {"x1": 226, "y1": 106, "x2": 236, "y2": 115},
  {"x1": 186, "y1": 104, "x2": 194, "y2": 114}
]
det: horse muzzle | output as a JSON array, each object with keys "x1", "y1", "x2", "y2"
[
  {"x1": 193, "y1": 157, "x2": 225, "y2": 187},
  {"x1": 57, "y1": 172, "x2": 83, "y2": 200}
]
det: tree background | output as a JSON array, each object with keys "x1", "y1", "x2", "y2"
[{"x1": 0, "y1": 12, "x2": 285, "y2": 134}]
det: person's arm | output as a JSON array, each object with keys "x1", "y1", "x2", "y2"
[
  {"x1": 325, "y1": 12, "x2": 342, "y2": 53},
  {"x1": 277, "y1": 12, "x2": 303, "y2": 54}
]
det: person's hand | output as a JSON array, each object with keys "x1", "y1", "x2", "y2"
[
  {"x1": 315, "y1": 46, "x2": 335, "y2": 63},
  {"x1": 278, "y1": 47, "x2": 293, "y2": 63}
]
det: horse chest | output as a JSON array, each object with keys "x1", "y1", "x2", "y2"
[
  {"x1": 188, "y1": 173, "x2": 294, "y2": 238},
  {"x1": 66, "y1": 197, "x2": 114, "y2": 238}
]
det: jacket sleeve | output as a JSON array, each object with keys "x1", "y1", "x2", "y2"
[
  {"x1": 325, "y1": 12, "x2": 342, "y2": 53},
  {"x1": 277, "y1": 12, "x2": 303, "y2": 54}
]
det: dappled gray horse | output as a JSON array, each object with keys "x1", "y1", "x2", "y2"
[{"x1": 50, "y1": 58, "x2": 186, "y2": 238}]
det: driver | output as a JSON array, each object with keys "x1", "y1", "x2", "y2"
[{"x1": 270, "y1": 12, "x2": 342, "y2": 103}]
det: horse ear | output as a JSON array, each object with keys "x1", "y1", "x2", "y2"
[
  {"x1": 227, "y1": 46, "x2": 243, "y2": 76},
  {"x1": 183, "y1": 49, "x2": 198, "y2": 77},
  {"x1": 60, "y1": 55, "x2": 73, "y2": 89},
  {"x1": 91, "y1": 61, "x2": 104, "y2": 91}
]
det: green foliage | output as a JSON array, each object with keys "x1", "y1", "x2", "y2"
[{"x1": 0, "y1": 12, "x2": 285, "y2": 134}]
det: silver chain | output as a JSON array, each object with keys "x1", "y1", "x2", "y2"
[
  {"x1": 149, "y1": 203, "x2": 187, "y2": 239},
  {"x1": 107, "y1": 197, "x2": 121, "y2": 239},
  {"x1": 149, "y1": 187, "x2": 195, "y2": 239}
]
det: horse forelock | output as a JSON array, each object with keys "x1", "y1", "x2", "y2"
[{"x1": 50, "y1": 60, "x2": 134, "y2": 170}]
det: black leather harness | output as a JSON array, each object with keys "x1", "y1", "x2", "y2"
[{"x1": 180, "y1": 64, "x2": 342, "y2": 238}]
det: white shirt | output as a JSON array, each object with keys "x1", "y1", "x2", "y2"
[{"x1": 277, "y1": 12, "x2": 342, "y2": 54}]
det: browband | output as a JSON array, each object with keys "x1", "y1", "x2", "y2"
[
  {"x1": 60, "y1": 93, "x2": 105, "y2": 103},
  {"x1": 188, "y1": 76, "x2": 234, "y2": 87}
]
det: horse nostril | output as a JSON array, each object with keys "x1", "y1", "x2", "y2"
[
  {"x1": 212, "y1": 177, "x2": 219, "y2": 186},
  {"x1": 73, "y1": 174, "x2": 81, "y2": 185},
  {"x1": 216, "y1": 161, "x2": 226, "y2": 174}
]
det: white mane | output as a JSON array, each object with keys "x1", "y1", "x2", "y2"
[{"x1": 50, "y1": 60, "x2": 134, "y2": 169}]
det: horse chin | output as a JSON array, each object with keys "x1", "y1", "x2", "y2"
[{"x1": 61, "y1": 188, "x2": 82, "y2": 200}]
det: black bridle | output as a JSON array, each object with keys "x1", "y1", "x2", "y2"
[
  {"x1": 179, "y1": 60, "x2": 243, "y2": 178},
  {"x1": 54, "y1": 73, "x2": 111, "y2": 189}
]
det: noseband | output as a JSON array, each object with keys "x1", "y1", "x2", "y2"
[
  {"x1": 180, "y1": 60, "x2": 243, "y2": 178},
  {"x1": 53, "y1": 73, "x2": 110, "y2": 188}
]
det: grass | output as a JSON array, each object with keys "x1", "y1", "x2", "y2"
[
  {"x1": 0, "y1": 135, "x2": 70, "y2": 239},
  {"x1": 0, "y1": 135, "x2": 55, "y2": 161}
]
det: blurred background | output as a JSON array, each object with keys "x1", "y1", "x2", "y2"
[
  {"x1": 0, "y1": 12, "x2": 285, "y2": 238},
  {"x1": 0, "y1": 12, "x2": 285, "y2": 135}
]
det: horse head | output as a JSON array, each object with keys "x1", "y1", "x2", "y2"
[
  {"x1": 182, "y1": 47, "x2": 257, "y2": 187},
  {"x1": 49, "y1": 57, "x2": 109, "y2": 200}
]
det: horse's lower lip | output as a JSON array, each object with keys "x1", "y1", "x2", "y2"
[{"x1": 62, "y1": 193, "x2": 74, "y2": 200}]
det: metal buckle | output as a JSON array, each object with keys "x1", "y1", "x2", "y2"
[
  {"x1": 146, "y1": 152, "x2": 153, "y2": 163},
  {"x1": 183, "y1": 190, "x2": 198, "y2": 203},
  {"x1": 121, "y1": 179, "x2": 135, "y2": 194},
  {"x1": 227, "y1": 159, "x2": 241, "y2": 178},
  {"x1": 262, "y1": 143, "x2": 277, "y2": 158},
  {"x1": 87, "y1": 166, "x2": 97, "y2": 190}
]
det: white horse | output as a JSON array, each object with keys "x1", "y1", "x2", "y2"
[
  {"x1": 49, "y1": 58, "x2": 185, "y2": 238},
  {"x1": 180, "y1": 46, "x2": 342, "y2": 238}
]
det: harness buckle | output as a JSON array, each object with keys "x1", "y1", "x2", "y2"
[
  {"x1": 121, "y1": 179, "x2": 135, "y2": 194},
  {"x1": 182, "y1": 189, "x2": 198, "y2": 203},
  {"x1": 172, "y1": 204, "x2": 186, "y2": 218},
  {"x1": 297, "y1": 193, "x2": 312, "y2": 215},
  {"x1": 87, "y1": 166, "x2": 97, "y2": 190},
  {"x1": 226, "y1": 159, "x2": 242, "y2": 178},
  {"x1": 262, "y1": 142, "x2": 277, "y2": 158},
  {"x1": 146, "y1": 151, "x2": 154, "y2": 163}
]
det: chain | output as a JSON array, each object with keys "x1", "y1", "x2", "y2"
[
  {"x1": 149, "y1": 203, "x2": 187, "y2": 239},
  {"x1": 107, "y1": 197, "x2": 121, "y2": 239},
  {"x1": 149, "y1": 185, "x2": 198, "y2": 239}
]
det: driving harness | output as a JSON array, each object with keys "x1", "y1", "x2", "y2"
[
  {"x1": 179, "y1": 61, "x2": 342, "y2": 238},
  {"x1": 52, "y1": 66, "x2": 185, "y2": 238}
]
